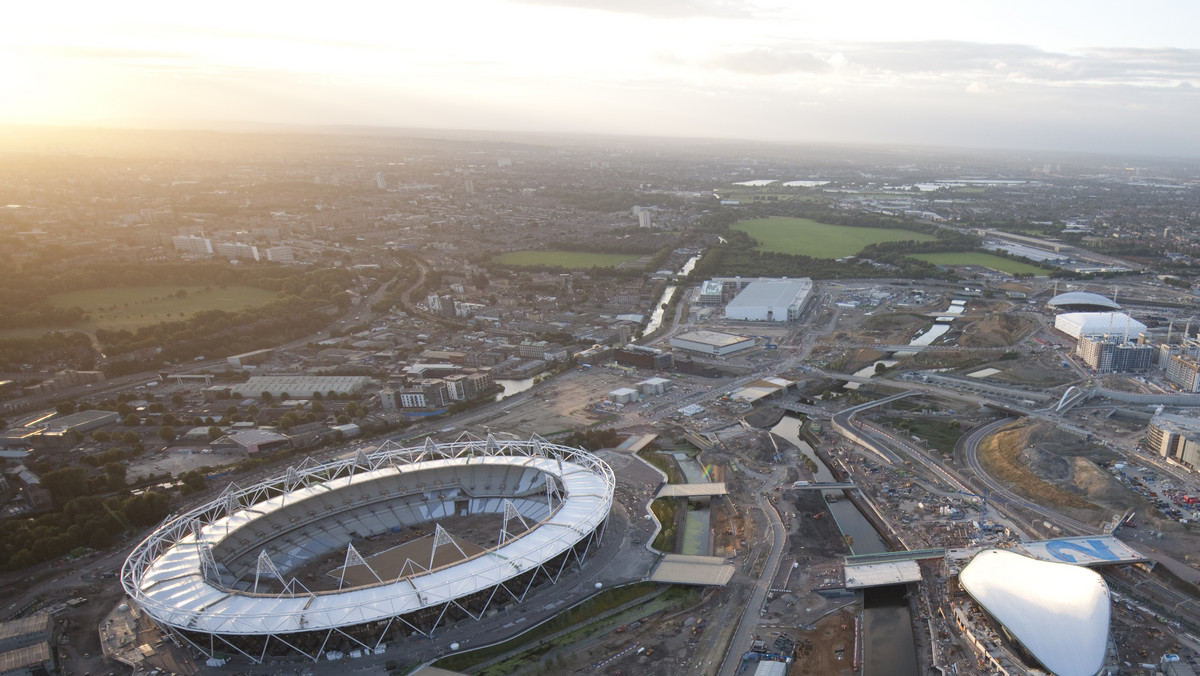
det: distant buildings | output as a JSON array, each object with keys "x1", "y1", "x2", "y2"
[
  {"x1": 264, "y1": 245, "x2": 295, "y2": 263},
  {"x1": 214, "y1": 241, "x2": 260, "y2": 262},
  {"x1": 226, "y1": 375, "x2": 371, "y2": 399},
  {"x1": 172, "y1": 235, "x2": 213, "y2": 257}
]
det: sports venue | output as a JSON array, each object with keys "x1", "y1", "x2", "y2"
[{"x1": 121, "y1": 433, "x2": 615, "y2": 663}]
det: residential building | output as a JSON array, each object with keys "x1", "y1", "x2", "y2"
[{"x1": 172, "y1": 235, "x2": 213, "y2": 257}]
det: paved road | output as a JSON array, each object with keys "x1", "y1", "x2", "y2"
[{"x1": 717, "y1": 467, "x2": 787, "y2": 676}]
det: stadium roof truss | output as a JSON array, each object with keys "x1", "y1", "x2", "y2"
[{"x1": 121, "y1": 433, "x2": 615, "y2": 664}]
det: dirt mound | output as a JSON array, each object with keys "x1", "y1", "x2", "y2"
[
  {"x1": 958, "y1": 313, "x2": 1036, "y2": 347},
  {"x1": 1025, "y1": 423, "x2": 1120, "y2": 463},
  {"x1": 1020, "y1": 446, "x2": 1071, "y2": 481},
  {"x1": 1070, "y1": 457, "x2": 1140, "y2": 509}
]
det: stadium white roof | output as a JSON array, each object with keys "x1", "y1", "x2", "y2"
[
  {"x1": 1047, "y1": 291, "x2": 1120, "y2": 310},
  {"x1": 959, "y1": 549, "x2": 1109, "y2": 676},
  {"x1": 125, "y1": 442, "x2": 613, "y2": 636}
]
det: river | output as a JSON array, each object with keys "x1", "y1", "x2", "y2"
[{"x1": 769, "y1": 415, "x2": 917, "y2": 676}]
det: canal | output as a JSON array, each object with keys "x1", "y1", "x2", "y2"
[{"x1": 770, "y1": 415, "x2": 918, "y2": 676}]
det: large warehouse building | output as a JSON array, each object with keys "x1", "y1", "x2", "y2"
[
  {"x1": 1053, "y1": 312, "x2": 1146, "y2": 341},
  {"x1": 725, "y1": 278, "x2": 813, "y2": 322},
  {"x1": 670, "y1": 330, "x2": 756, "y2": 357}
]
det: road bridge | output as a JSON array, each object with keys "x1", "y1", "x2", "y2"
[{"x1": 778, "y1": 401, "x2": 827, "y2": 417}]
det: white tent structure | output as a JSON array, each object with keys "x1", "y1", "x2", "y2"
[
  {"x1": 1054, "y1": 312, "x2": 1145, "y2": 340},
  {"x1": 959, "y1": 549, "x2": 1110, "y2": 676}
]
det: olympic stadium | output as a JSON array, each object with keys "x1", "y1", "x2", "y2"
[{"x1": 120, "y1": 433, "x2": 615, "y2": 663}]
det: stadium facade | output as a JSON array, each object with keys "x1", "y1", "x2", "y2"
[{"x1": 121, "y1": 434, "x2": 614, "y2": 663}]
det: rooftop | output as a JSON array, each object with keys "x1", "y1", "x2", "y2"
[
  {"x1": 727, "y1": 279, "x2": 813, "y2": 309},
  {"x1": 959, "y1": 549, "x2": 1109, "y2": 676},
  {"x1": 673, "y1": 330, "x2": 752, "y2": 347}
]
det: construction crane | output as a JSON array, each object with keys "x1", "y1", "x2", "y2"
[{"x1": 956, "y1": 489, "x2": 1013, "y2": 530}]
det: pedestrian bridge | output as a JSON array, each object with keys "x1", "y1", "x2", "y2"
[{"x1": 790, "y1": 481, "x2": 856, "y2": 490}]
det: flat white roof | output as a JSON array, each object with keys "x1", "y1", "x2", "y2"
[
  {"x1": 727, "y1": 279, "x2": 812, "y2": 309},
  {"x1": 656, "y1": 482, "x2": 727, "y2": 498},
  {"x1": 844, "y1": 560, "x2": 921, "y2": 589},
  {"x1": 650, "y1": 555, "x2": 734, "y2": 586},
  {"x1": 672, "y1": 330, "x2": 752, "y2": 347},
  {"x1": 959, "y1": 549, "x2": 1109, "y2": 676}
]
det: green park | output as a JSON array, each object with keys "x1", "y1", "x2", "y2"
[
  {"x1": 731, "y1": 217, "x2": 937, "y2": 259},
  {"x1": 909, "y1": 252, "x2": 1048, "y2": 275},
  {"x1": 43, "y1": 285, "x2": 276, "y2": 334}
]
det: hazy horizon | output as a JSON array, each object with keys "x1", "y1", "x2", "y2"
[{"x1": 5, "y1": 1, "x2": 1200, "y2": 157}]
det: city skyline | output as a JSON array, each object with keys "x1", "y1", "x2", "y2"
[{"x1": 3, "y1": 0, "x2": 1200, "y2": 156}]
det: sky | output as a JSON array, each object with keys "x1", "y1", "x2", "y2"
[{"x1": 3, "y1": 0, "x2": 1200, "y2": 156}]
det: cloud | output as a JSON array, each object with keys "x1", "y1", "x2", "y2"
[
  {"x1": 503, "y1": 0, "x2": 754, "y2": 19},
  {"x1": 707, "y1": 47, "x2": 829, "y2": 75}
]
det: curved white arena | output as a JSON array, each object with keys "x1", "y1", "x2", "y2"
[
  {"x1": 121, "y1": 434, "x2": 614, "y2": 662},
  {"x1": 959, "y1": 549, "x2": 1110, "y2": 676}
]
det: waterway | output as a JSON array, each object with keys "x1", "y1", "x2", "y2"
[
  {"x1": 769, "y1": 415, "x2": 917, "y2": 676},
  {"x1": 671, "y1": 452, "x2": 712, "y2": 556},
  {"x1": 769, "y1": 417, "x2": 887, "y2": 554},
  {"x1": 643, "y1": 285, "x2": 677, "y2": 336},
  {"x1": 642, "y1": 254, "x2": 703, "y2": 336},
  {"x1": 493, "y1": 378, "x2": 535, "y2": 402}
]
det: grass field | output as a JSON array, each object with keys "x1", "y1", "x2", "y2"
[
  {"x1": 732, "y1": 217, "x2": 937, "y2": 259},
  {"x1": 39, "y1": 285, "x2": 276, "y2": 334},
  {"x1": 909, "y1": 252, "x2": 1047, "y2": 275},
  {"x1": 494, "y1": 250, "x2": 644, "y2": 268}
]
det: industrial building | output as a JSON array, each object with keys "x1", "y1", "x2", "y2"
[
  {"x1": 1147, "y1": 412, "x2": 1200, "y2": 471},
  {"x1": 0, "y1": 613, "x2": 54, "y2": 676},
  {"x1": 230, "y1": 375, "x2": 371, "y2": 399},
  {"x1": 614, "y1": 345, "x2": 673, "y2": 370},
  {"x1": 670, "y1": 330, "x2": 756, "y2": 357},
  {"x1": 1074, "y1": 335, "x2": 1154, "y2": 372},
  {"x1": 1053, "y1": 312, "x2": 1145, "y2": 341},
  {"x1": 637, "y1": 377, "x2": 671, "y2": 396},
  {"x1": 724, "y1": 279, "x2": 813, "y2": 322},
  {"x1": 607, "y1": 387, "x2": 639, "y2": 404},
  {"x1": 226, "y1": 348, "x2": 275, "y2": 369},
  {"x1": 697, "y1": 280, "x2": 724, "y2": 306},
  {"x1": 24, "y1": 410, "x2": 120, "y2": 450}
]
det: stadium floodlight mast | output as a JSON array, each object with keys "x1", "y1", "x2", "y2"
[{"x1": 121, "y1": 432, "x2": 614, "y2": 664}]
